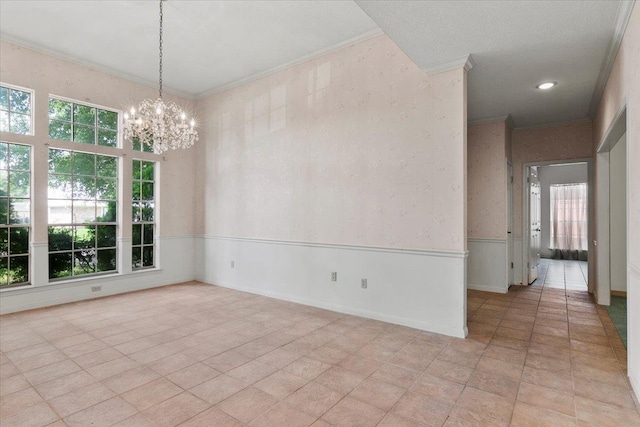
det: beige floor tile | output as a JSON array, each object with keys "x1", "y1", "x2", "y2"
[
  {"x1": 147, "y1": 352, "x2": 197, "y2": 376},
  {"x1": 517, "y1": 382, "x2": 575, "y2": 416},
  {"x1": 143, "y1": 392, "x2": 209, "y2": 427},
  {"x1": 511, "y1": 401, "x2": 576, "y2": 426},
  {"x1": 284, "y1": 381, "x2": 344, "y2": 417},
  {"x1": 455, "y1": 387, "x2": 513, "y2": 423},
  {"x1": 0, "y1": 374, "x2": 31, "y2": 397},
  {"x1": 0, "y1": 402, "x2": 59, "y2": 427},
  {"x1": 424, "y1": 359, "x2": 473, "y2": 385},
  {"x1": 349, "y1": 377, "x2": 406, "y2": 411},
  {"x1": 189, "y1": 374, "x2": 247, "y2": 405},
  {"x1": 521, "y1": 366, "x2": 573, "y2": 392},
  {"x1": 165, "y1": 362, "x2": 220, "y2": 389},
  {"x1": 575, "y1": 395, "x2": 640, "y2": 426},
  {"x1": 410, "y1": 372, "x2": 465, "y2": 404},
  {"x1": 573, "y1": 376, "x2": 637, "y2": 409},
  {"x1": 284, "y1": 357, "x2": 332, "y2": 381},
  {"x1": 23, "y1": 360, "x2": 81, "y2": 386},
  {"x1": 103, "y1": 366, "x2": 160, "y2": 394},
  {"x1": 72, "y1": 347, "x2": 123, "y2": 369},
  {"x1": 86, "y1": 356, "x2": 140, "y2": 381},
  {"x1": 322, "y1": 396, "x2": 386, "y2": 427},
  {"x1": 217, "y1": 386, "x2": 278, "y2": 423},
  {"x1": 249, "y1": 401, "x2": 316, "y2": 427},
  {"x1": 0, "y1": 387, "x2": 43, "y2": 419},
  {"x1": 121, "y1": 377, "x2": 183, "y2": 411},
  {"x1": 48, "y1": 382, "x2": 115, "y2": 418},
  {"x1": 64, "y1": 397, "x2": 137, "y2": 427},
  {"x1": 444, "y1": 405, "x2": 509, "y2": 427},
  {"x1": 254, "y1": 370, "x2": 309, "y2": 400},
  {"x1": 313, "y1": 366, "x2": 366, "y2": 395},
  {"x1": 34, "y1": 371, "x2": 98, "y2": 400},
  {"x1": 392, "y1": 391, "x2": 452, "y2": 426},
  {"x1": 337, "y1": 355, "x2": 382, "y2": 376},
  {"x1": 179, "y1": 406, "x2": 243, "y2": 427},
  {"x1": 378, "y1": 413, "x2": 426, "y2": 427},
  {"x1": 467, "y1": 370, "x2": 520, "y2": 400},
  {"x1": 227, "y1": 360, "x2": 279, "y2": 385}
]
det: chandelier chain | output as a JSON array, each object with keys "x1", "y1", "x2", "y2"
[{"x1": 159, "y1": 0, "x2": 163, "y2": 99}]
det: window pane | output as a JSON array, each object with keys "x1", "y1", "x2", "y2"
[
  {"x1": 10, "y1": 227, "x2": 29, "y2": 254},
  {"x1": 96, "y1": 225, "x2": 116, "y2": 248},
  {"x1": 9, "y1": 171, "x2": 30, "y2": 197},
  {"x1": 9, "y1": 256, "x2": 28, "y2": 284},
  {"x1": 132, "y1": 224, "x2": 142, "y2": 245},
  {"x1": 132, "y1": 160, "x2": 141, "y2": 180},
  {"x1": 10, "y1": 90, "x2": 30, "y2": 114},
  {"x1": 96, "y1": 201, "x2": 116, "y2": 223},
  {"x1": 9, "y1": 144, "x2": 30, "y2": 171},
  {"x1": 48, "y1": 199, "x2": 72, "y2": 224},
  {"x1": 49, "y1": 149, "x2": 72, "y2": 174},
  {"x1": 49, "y1": 99, "x2": 72, "y2": 121},
  {"x1": 0, "y1": 228, "x2": 7, "y2": 255},
  {"x1": 74, "y1": 250, "x2": 96, "y2": 275},
  {"x1": 73, "y1": 104, "x2": 95, "y2": 125},
  {"x1": 0, "y1": 198, "x2": 7, "y2": 224},
  {"x1": 10, "y1": 114, "x2": 30, "y2": 135},
  {"x1": 73, "y1": 176, "x2": 95, "y2": 199},
  {"x1": 132, "y1": 247, "x2": 141, "y2": 269},
  {"x1": 143, "y1": 224, "x2": 154, "y2": 245},
  {"x1": 0, "y1": 143, "x2": 7, "y2": 169},
  {"x1": 0, "y1": 111, "x2": 8, "y2": 132},
  {"x1": 0, "y1": 87, "x2": 8, "y2": 109},
  {"x1": 73, "y1": 201, "x2": 95, "y2": 223},
  {"x1": 143, "y1": 247, "x2": 154, "y2": 267},
  {"x1": 132, "y1": 202, "x2": 141, "y2": 222},
  {"x1": 9, "y1": 199, "x2": 30, "y2": 224},
  {"x1": 143, "y1": 142, "x2": 153, "y2": 153},
  {"x1": 49, "y1": 252, "x2": 72, "y2": 279},
  {"x1": 0, "y1": 172, "x2": 7, "y2": 196},
  {"x1": 97, "y1": 110, "x2": 117, "y2": 130},
  {"x1": 73, "y1": 153, "x2": 95, "y2": 176},
  {"x1": 141, "y1": 162, "x2": 154, "y2": 181},
  {"x1": 141, "y1": 202, "x2": 154, "y2": 222},
  {"x1": 141, "y1": 182, "x2": 154, "y2": 201},
  {"x1": 49, "y1": 120, "x2": 72, "y2": 141},
  {"x1": 97, "y1": 249, "x2": 116, "y2": 272},
  {"x1": 98, "y1": 129, "x2": 117, "y2": 147},
  {"x1": 49, "y1": 175, "x2": 72, "y2": 199},
  {"x1": 74, "y1": 225, "x2": 94, "y2": 249},
  {"x1": 73, "y1": 124, "x2": 96, "y2": 144},
  {"x1": 132, "y1": 181, "x2": 141, "y2": 201},
  {"x1": 0, "y1": 256, "x2": 7, "y2": 286},
  {"x1": 131, "y1": 137, "x2": 141, "y2": 151},
  {"x1": 97, "y1": 156, "x2": 117, "y2": 178},
  {"x1": 96, "y1": 178, "x2": 116, "y2": 200},
  {"x1": 48, "y1": 226, "x2": 72, "y2": 251}
]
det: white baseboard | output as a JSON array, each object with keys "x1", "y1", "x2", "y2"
[
  {"x1": 467, "y1": 238, "x2": 508, "y2": 293},
  {"x1": 196, "y1": 235, "x2": 468, "y2": 338},
  {"x1": 0, "y1": 236, "x2": 196, "y2": 314}
]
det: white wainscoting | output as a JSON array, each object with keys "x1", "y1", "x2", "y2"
[
  {"x1": 512, "y1": 237, "x2": 524, "y2": 285},
  {"x1": 0, "y1": 236, "x2": 196, "y2": 314},
  {"x1": 467, "y1": 238, "x2": 508, "y2": 293},
  {"x1": 195, "y1": 236, "x2": 468, "y2": 338},
  {"x1": 629, "y1": 264, "x2": 640, "y2": 400}
]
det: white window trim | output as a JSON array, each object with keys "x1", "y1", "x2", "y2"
[{"x1": 0, "y1": 82, "x2": 35, "y2": 136}]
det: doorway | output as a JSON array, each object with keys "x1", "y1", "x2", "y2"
[{"x1": 522, "y1": 159, "x2": 592, "y2": 288}]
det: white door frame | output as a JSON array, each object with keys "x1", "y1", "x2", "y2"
[
  {"x1": 595, "y1": 104, "x2": 627, "y2": 305},
  {"x1": 507, "y1": 161, "x2": 514, "y2": 287},
  {"x1": 521, "y1": 158, "x2": 593, "y2": 288}
]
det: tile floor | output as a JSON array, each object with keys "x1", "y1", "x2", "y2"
[
  {"x1": 532, "y1": 259, "x2": 589, "y2": 291},
  {"x1": 1, "y1": 281, "x2": 639, "y2": 426}
]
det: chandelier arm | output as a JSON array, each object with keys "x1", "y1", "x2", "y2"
[{"x1": 159, "y1": 0, "x2": 163, "y2": 100}]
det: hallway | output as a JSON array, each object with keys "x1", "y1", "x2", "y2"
[{"x1": 532, "y1": 259, "x2": 589, "y2": 292}]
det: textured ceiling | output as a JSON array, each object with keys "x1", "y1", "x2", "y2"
[
  {"x1": 0, "y1": 0, "x2": 378, "y2": 96},
  {"x1": 356, "y1": 0, "x2": 623, "y2": 127},
  {"x1": 0, "y1": 0, "x2": 629, "y2": 128}
]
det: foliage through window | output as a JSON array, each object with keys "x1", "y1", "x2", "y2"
[
  {"x1": 0, "y1": 85, "x2": 32, "y2": 135},
  {"x1": 0, "y1": 142, "x2": 31, "y2": 287},
  {"x1": 132, "y1": 159, "x2": 155, "y2": 269},
  {"x1": 48, "y1": 149, "x2": 118, "y2": 279},
  {"x1": 48, "y1": 98, "x2": 118, "y2": 147}
]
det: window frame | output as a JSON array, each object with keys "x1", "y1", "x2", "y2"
[
  {"x1": 0, "y1": 83, "x2": 35, "y2": 136},
  {"x1": 0, "y1": 141, "x2": 32, "y2": 288},
  {"x1": 48, "y1": 94, "x2": 121, "y2": 148},
  {"x1": 131, "y1": 159, "x2": 156, "y2": 270},
  {"x1": 47, "y1": 148, "x2": 119, "y2": 281}
]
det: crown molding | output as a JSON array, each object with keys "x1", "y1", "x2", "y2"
[
  {"x1": 513, "y1": 117, "x2": 591, "y2": 131},
  {"x1": 587, "y1": 0, "x2": 635, "y2": 119},
  {"x1": 421, "y1": 54, "x2": 475, "y2": 75},
  {"x1": 0, "y1": 34, "x2": 195, "y2": 100},
  {"x1": 468, "y1": 114, "x2": 514, "y2": 129},
  {"x1": 195, "y1": 28, "x2": 384, "y2": 100}
]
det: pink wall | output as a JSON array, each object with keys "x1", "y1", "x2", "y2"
[
  {"x1": 467, "y1": 121, "x2": 508, "y2": 239},
  {"x1": 511, "y1": 121, "x2": 593, "y2": 238},
  {"x1": 196, "y1": 34, "x2": 467, "y2": 252},
  {"x1": 0, "y1": 41, "x2": 198, "y2": 241}
]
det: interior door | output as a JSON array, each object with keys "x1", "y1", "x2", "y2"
[
  {"x1": 507, "y1": 162, "x2": 514, "y2": 286},
  {"x1": 528, "y1": 167, "x2": 541, "y2": 284}
]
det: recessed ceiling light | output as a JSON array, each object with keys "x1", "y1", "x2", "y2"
[{"x1": 536, "y1": 82, "x2": 556, "y2": 90}]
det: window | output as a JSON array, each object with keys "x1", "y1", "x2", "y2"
[
  {"x1": 132, "y1": 159, "x2": 155, "y2": 269},
  {"x1": 131, "y1": 137, "x2": 154, "y2": 153},
  {"x1": 48, "y1": 97, "x2": 118, "y2": 147},
  {"x1": 550, "y1": 183, "x2": 588, "y2": 251},
  {"x1": 0, "y1": 142, "x2": 30, "y2": 287},
  {"x1": 48, "y1": 149, "x2": 118, "y2": 279},
  {"x1": 0, "y1": 85, "x2": 33, "y2": 135}
]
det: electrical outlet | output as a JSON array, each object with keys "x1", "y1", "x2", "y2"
[
  {"x1": 361, "y1": 279, "x2": 367, "y2": 289},
  {"x1": 231, "y1": 261, "x2": 235, "y2": 268},
  {"x1": 331, "y1": 272, "x2": 337, "y2": 282},
  {"x1": 91, "y1": 286, "x2": 102, "y2": 292}
]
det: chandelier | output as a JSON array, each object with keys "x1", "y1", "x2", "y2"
[{"x1": 123, "y1": 0, "x2": 198, "y2": 154}]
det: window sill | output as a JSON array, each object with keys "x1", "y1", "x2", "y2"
[{"x1": 0, "y1": 268, "x2": 164, "y2": 294}]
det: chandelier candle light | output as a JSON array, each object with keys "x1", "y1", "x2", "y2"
[{"x1": 123, "y1": 0, "x2": 198, "y2": 154}]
